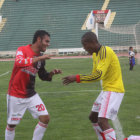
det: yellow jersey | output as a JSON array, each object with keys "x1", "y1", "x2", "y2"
[{"x1": 76, "y1": 46, "x2": 125, "y2": 93}]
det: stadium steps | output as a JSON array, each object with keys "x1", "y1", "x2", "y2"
[
  {"x1": 81, "y1": 13, "x2": 90, "y2": 30},
  {"x1": 0, "y1": 0, "x2": 5, "y2": 9},
  {"x1": 101, "y1": 0, "x2": 110, "y2": 10},
  {"x1": 107, "y1": 0, "x2": 140, "y2": 25},
  {"x1": 0, "y1": 0, "x2": 102, "y2": 51},
  {"x1": 105, "y1": 12, "x2": 116, "y2": 29},
  {"x1": 0, "y1": 0, "x2": 140, "y2": 51},
  {"x1": 0, "y1": 18, "x2": 6, "y2": 32}
]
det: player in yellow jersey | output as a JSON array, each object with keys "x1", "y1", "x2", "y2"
[{"x1": 63, "y1": 32, "x2": 125, "y2": 140}]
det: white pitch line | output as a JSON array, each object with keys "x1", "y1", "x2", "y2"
[
  {"x1": 40, "y1": 89, "x2": 101, "y2": 94},
  {"x1": 0, "y1": 89, "x2": 130, "y2": 95},
  {"x1": 0, "y1": 89, "x2": 101, "y2": 96},
  {"x1": 136, "y1": 116, "x2": 140, "y2": 119},
  {"x1": 40, "y1": 90, "x2": 130, "y2": 94},
  {"x1": 0, "y1": 71, "x2": 10, "y2": 77},
  {"x1": 112, "y1": 116, "x2": 125, "y2": 140}
]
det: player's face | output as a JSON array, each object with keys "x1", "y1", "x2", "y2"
[
  {"x1": 83, "y1": 42, "x2": 95, "y2": 55},
  {"x1": 39, "y1": 35, "x2": 50, "y2": 52}
]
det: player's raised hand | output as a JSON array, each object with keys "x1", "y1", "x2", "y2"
[{"x1": 62, "y1": 75, "x2": 76, "y2": 85}]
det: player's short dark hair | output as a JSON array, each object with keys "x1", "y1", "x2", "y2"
[
  {"x1": 129, "y1": 46, "x2": 133, "y2": 50},
  {"x1": 32, "y1": 30, "x2": 50, "y2": 44},
  {"x1": 81, "y1": 31, "x2": 98, "y2": 44}
]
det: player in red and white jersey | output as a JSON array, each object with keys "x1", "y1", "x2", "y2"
[{"x1": 5, "y1": 30, "x2": 62, "y2": 140}]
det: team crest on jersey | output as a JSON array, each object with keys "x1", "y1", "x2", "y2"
[{"x1": 17, "y1": 51, "x2": 23, "y2": 56}]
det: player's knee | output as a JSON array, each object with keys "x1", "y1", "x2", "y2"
[
  {"x1": 89, "y1": 112, "x2": 98, "y2": 123},
  {"x1": 98, "y1": 118, "x2": 109, "y2": 129},
  {"x1": 7, "y1": 124, "x2": 16, "y2": 128},
  {"x1": 43, "y1": 115, "x2": 50, "y2": 124},
  {"x1": 89, "y1": 114, "x2": 93, "y2": 122},
  {"x1": 39, "y1": 115, "x2": 50, "y2": 124}
]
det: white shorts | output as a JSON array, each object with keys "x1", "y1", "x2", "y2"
[
  {"x1": 7, "y1": 94, "x2": 48, "y2": 125},
  {"x1": 92, "y1": 91, "x2": 124, "y2": 120}
]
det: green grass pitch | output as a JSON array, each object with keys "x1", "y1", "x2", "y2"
[{"x1": 0, "y1": 57, "x2": 140, "y2": 140}]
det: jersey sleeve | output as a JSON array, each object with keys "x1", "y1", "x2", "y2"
[
  {"x1": 76, "y1": 47, "x2": 111, "y2": 83},
  {"x1": 15, "y1": 47, "x2": 33, "y2": 67},
  {"x1": 38, "y1": 60, "x2": 52, "y2": 81}
]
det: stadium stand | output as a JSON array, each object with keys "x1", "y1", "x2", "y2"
[
  {"x1": 107, "y1": 0, "x2": 140, "y2": 25},
  {"x1": 0, "y1": 0, "x2": 140, "y2": 53},
  {"x1": 0, "y1": 0, "x2": 101, "y2": 51}
]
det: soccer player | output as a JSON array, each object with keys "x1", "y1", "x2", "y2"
[
  {"x1": 129, "y1": 46, "x2": 135, "y2": 70},
  {"x1": 5, "y1": 30, "x2": 62, "y2": 140},
  {"x1": 63, "y1": 32, "x2": 125, "y2": 140}
]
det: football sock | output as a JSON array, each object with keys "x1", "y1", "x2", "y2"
[
  {"x1": 126, "y1": 135, "x2": 140, "y2": 140},
  {"x1": 103, "y1": 128, "x2": 116, "y2": 140},
  {"x1": 93, "y1": 123, "x2": 103, "y2": 140},
  {"x1": 5, "y1": 125, "x2": 15, "y2": 140},
  {"x1": 32, "y1": 121, "x2": 48, "y2": 140}
]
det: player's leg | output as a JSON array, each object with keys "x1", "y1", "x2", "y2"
[
  {"x1": 5, "y1": 124, "x2": 16, "y2": 140},
  {"x1": 130, "y1": 59, "x2": 133, "y2": 70},
  {"x1": 27, "y1": 94, "x2": 49, "y2": 140},
  {"x1": 32, "y1": 115, "x2": 50, "y2": 140},
  {"x1": 130, "y1": 63, "x2": 133, "y2": 70},
  {"x1": 89, "y1": 111, "x2": 98, "y2": 123},
  {"x1": 98, "y1": 91, "x2": 124, "y2": 140},
  {"x1": 5, "y1": 95, "x2": 26, "y2": 140},
  {"x1": 129, "y1": 58, "x2": 132, "y2": 70},
  {"x1": 98, "y1": 117, "x2": 111, "y2": 130},
  {"x1": 131, "y1": 57, "x2": 135, "y2": 70},
  {"x1": 98, "y1": 117, "x2": 116, "y2": 140},
  {"x1": 89, "y1": 91, "x2": 104, "y2": 140},
  {"x1": 89, "y1": 111, "x2": 104, "y2": 140}
]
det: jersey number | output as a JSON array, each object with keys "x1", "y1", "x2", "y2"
[{"x1": 36, "y1": 104, "x2": 45, "y2": 111}]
